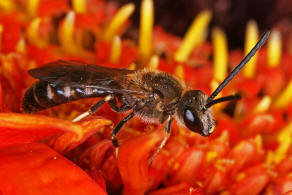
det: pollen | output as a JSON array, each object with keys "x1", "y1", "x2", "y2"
[
  {"x1": 174, "y1": 10, "x2": 212, "y2": 63},
  {"x1": 103, "y1": 3, "x2": 135, "y2": 42},
  {"x1": 243, "y1": 20, "x2": 259, "y2": 78}
]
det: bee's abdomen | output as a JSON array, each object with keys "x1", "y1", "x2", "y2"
[{"x1": 22, "y1": 81, "x2": 109, "y2": 113}]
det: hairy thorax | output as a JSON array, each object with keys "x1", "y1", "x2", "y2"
[{"x1": 121, "y1": 69, "x2": 184, "y2": 123}]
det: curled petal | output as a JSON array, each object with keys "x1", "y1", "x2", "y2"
[
  {"x1": 47, "y1": 118, "x2": 112, "y2": 154},
  {"x1": 118, "y1": 128, "x2": 164, "y2": 195},
  {"x1": 0, "y1": 143, "x2": 107, "y2": 195},
  {"x1": 0, "y1": 113, "x2": 90, "y2": 148}
]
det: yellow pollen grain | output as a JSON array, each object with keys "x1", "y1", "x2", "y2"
[
  {"x1": 174, "y1": 64, "x2": 184, "y2": 80},
  {"x1": 72, "y1": 0, "x2": 86, "y2": 13},
  {"x1": 128, "y1": 62, "x2": 136, "y2": 70},
  {"x1": 274, "y1": 80, "x2": 292, "y2": 108},
  {"x1": 0, "y1": 25, "x2": 3, "y2": 52},
  {"x1": 267, "y1": 29, "x2": 282, "y2": 67},
  {"x1": 212, "y1": 27, "x2": 228, "y2": 82},
  {"x1": 147, "y1": 55, "x2": 159, "y2": 69},
  {"x1": 243, "y1": 20, "x2": 259, "y2": 78},
  {"x1": 110, "y1": 36, "x2": 121, "y2": 63},
  {"x1": 207, "y1": 151, "x2": 218, "y2": 162},
  {"x1": 0, "y1": 0, "x2": 14, "y2": 12},
  {"x1": 59, "y1": 11, "x2": 78, "y2": 54},
  {"x1": 174, "y1": 10, "x2": 212, "y2": 63},
  {"x1": 274, "y1": 122, "x2": 292, "y2": 163},
  {"x1": 27, "y1": 17, "x2": 46, "y2": 48},
  {"x1": 27, "y1": 0, "x2": 39, "y2": 17},
  {"x1": 103, "y1": 3, "x2": 135, "y2": 42},
  {"x1": 252, "y1": 96, "x2": 271, "y2": 114},
  {"x1": 15, "y1": 38, "x2": 26, "y2": 54},
  {"x1": 138, "y1": 0, "x2": 154, "y2": 66}
]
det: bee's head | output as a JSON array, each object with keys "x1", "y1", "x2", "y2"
[{"x1": 177, "y1": 90, "x2": 214, "y2": 136}]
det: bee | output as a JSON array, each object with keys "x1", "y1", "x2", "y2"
[{"x1": 22, "y1": 31, "x2": 269, "y2": 148}]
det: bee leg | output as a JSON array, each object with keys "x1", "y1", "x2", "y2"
[
  {"x1": 72, "y1": 95, "x2": 113, "y2": 122},
  {"x1": 150, "y1": 116, "x2": 172, "y2": 162},
  {"x1": 108, "y1": 98, "x2": 131, "y2": 112},
  {"x1": 111, "y1": 111, "x2": 135, "y2": 147}
]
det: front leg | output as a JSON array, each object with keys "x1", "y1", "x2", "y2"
[
  {"x1": 150, "y1": 116, "x2": 172, "y2": 162},
  {"x1": 111, "y1": 111, "x2": 135, "y2": 147}
]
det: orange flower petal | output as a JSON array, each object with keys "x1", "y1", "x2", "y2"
[
  {"x1": 169, "y1": 148, "x2": 206, "y2": 186},
  {"x1": 149, "y1": 183, "x2": 203, "y2": 195},
  {"x1": 118, "y1": 129, "x2": 164, "y2": 195},
  {"x1": 0, "y1": 113, "x2": 97, "y2": 148},
  {"x1": 47, "y1": 118, "x2": 112, "y2": 153},
  {"x1": 0, "y1": 142, "x2": 107, "y2": 195}
]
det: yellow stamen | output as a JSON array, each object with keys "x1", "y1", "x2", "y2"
[
  {"x1": 110, "y1": 36, "x2": 121, "y2": 63},
  {"x1": 274, "y1": 122, "x2": 292, "y2": 163},
  {"x1": 252, "y1": 96, "x2": 271, "y2": 114},
  {"x1": 103, "y1": 3, "x2": 135, "y2": 42},
  {"x1": 147, "y1": 55, "x2": 159, "y2": 69},
  {"x1": 27, "y1": 17, "x2": 47, "y2": 48},
  {"x1": 15, "y1": 38, "x2": 26, "y2": 54},
  {"x1": 274, "y1": 80, "x2": 292, "y2": 108},
  {"x1": 212, "y1": 27, "x2": 228, "y2": 82},
  {"x1": 72, "y1": 0, "x2": 86, "y2": 13},
  {"x1": 243, "y1": 20, "x2": 259, "y2": 78},
  {"x1": 174, "y1": 10, "x2": 212, "y2": 63},
  {"x1": 267, "y1": 29, "x2": 282, "y2": 67},
  {"x1": 0, "y1": 25, "x2": 3, "y2": 52},
  {"x1": 138, "y1": 0, "x2": 154, "y2": 67},
  {"x1": 59, "y1": 11, "x2": 78, "y2": 54},
  {"x1": 174, "y1": 64, "x2": 184, "y2": 80},
  {"x1": 0, "y1": 0, "x2": 14, "y2": 12},
  {"x1": 27, "y1": 0, "x2": 39, "y2": 17}
]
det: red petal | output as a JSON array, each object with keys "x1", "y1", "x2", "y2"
[
  {"x1": 229, "y1": 165, "x2": 270, "y2": 195},
  {"x1": 47, "y1": 118, "x2": 112, "y2": 153},
  {"x1": 0, "y1": 143, "x2": 107, "y2": 195},
  {"x1": 149, "y1": 183, "x2": 203, "y2": 195},
  {"x1": 0, "y1": 113, "x2": 100, "y2": 148},
  {"x1": 118, "y1": 129, "x2": 164, "y2": 195},
  {"x1": 169, "y1": 148, "x2": 206, "y2": 186}
]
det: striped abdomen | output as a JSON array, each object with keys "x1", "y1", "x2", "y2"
[{"x1": 22, "y1": 81, "x2": 109, "y2": 113}]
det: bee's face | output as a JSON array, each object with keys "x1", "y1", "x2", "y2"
[{"x1": 177, "y1": 90, "x2": 214, "y2": 136}]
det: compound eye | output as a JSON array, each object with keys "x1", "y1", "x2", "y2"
[{"x1": 183, "y1": 108, "x2": 204, "y2": 134}]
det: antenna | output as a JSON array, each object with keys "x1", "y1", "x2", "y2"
[
  {"x1": 207, "y1": 31, "x2": 270, "y2": 103},
  {"x1": 203, "y1": 94, "x2": 241, "y2": 111}
]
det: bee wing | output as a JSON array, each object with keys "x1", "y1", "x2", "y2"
[{"x1": 28, "y1": 60, "x2": 144, "y2": 95}]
